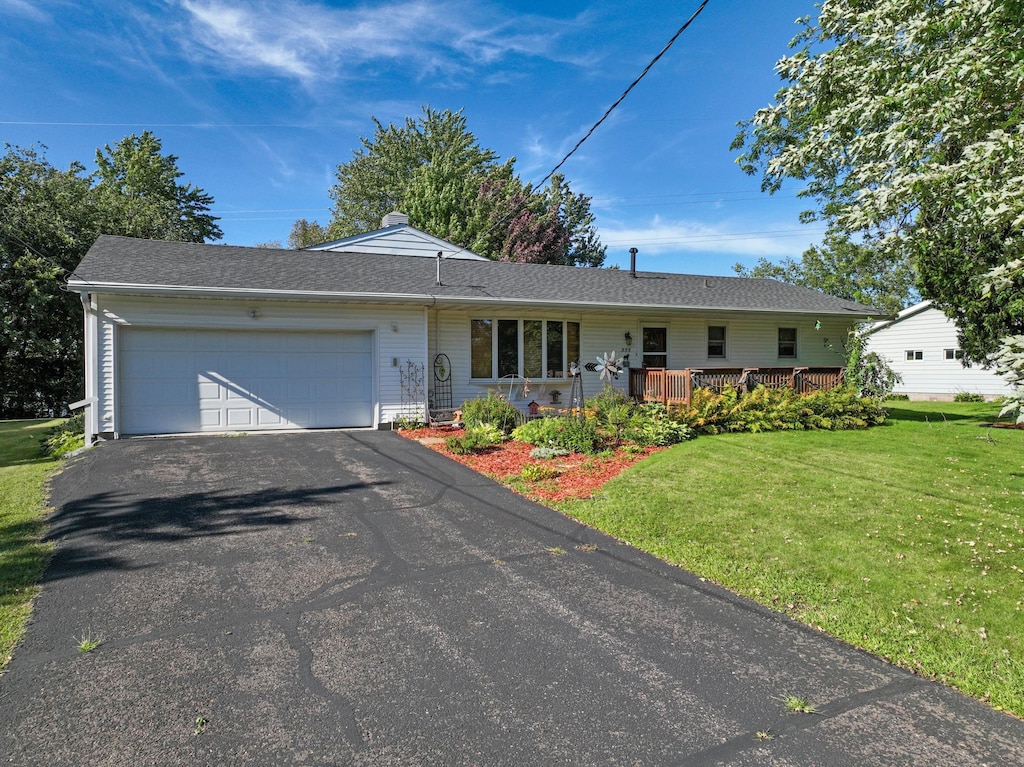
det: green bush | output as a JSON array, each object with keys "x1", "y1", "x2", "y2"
[
  {"x1": 512, "y1": 417, "x2": 565, "y2": 446},
  {"x1": 393, "y1": 415, "x2": 426, "y2": 430},
  {"x1": 678, "y1": 385, "x2": 886, "y2": 434},
  {"x1": 461, "y1": 392, "x2": 522, "y2": 434},
  {"x1": 512, "y1": 416, "x2": 603, "y2": 454},
  {"x1": 625, "y1": 403, "x2": 696, "y2": 446},
  {"x1": 885, "y1": 393, "x2": 910, "y2": 401},
  {"x1": 520, "y1": 463, "x2": 561, "y2": 482},
  {"x1": 445, "y1": 424, "x2": 504, "y2": 454},
  {"x1": 40, "y1": 414, "x2": 85, "y2": 457},
  {"x1": 586, "y1": 385, "x2": 633, "y2": 424},
  {"x1": 953, "y1": 392, "x2": 986, "y2": 403}
]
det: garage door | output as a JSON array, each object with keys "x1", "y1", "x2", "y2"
[{"x1": 119, "y1": 328, "x2": 374, "y2": 435}]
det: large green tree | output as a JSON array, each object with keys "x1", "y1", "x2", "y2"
[
  {"x1": 0, "y1": 147, "x2": 95, "y2": 417},
  {"x1": 0, "y1": 134, "x2": 220, "y2": 417},
  {"x1": 732, "y1": 0, "x2": 1024, "y2": 403},
  {"x1": 94, "y1": 132, "x2": 222, "y2": 241},
  {"x1": 734, "y1": 232, "x2": 917, "y2": 316},
  {"x1": 314, "y1": 107, "x2": 605, "y2": 266}
]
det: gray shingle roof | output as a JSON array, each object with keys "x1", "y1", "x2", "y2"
[{"x1": 68, "y1": 235, "x2": 882, "y2": 317}]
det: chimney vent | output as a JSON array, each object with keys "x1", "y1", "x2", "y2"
[
  {"x1": 703, "y1": 278, "x2": 710, "y2": 288},
  {"x1": 629, "y1": 247, "x2": 638, "y2": 278},
  {"x1": 381, "y1": 211, "x2": 410, "y2": 227}
]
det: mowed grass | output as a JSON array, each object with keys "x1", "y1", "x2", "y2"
[
  {"x1": 558, "y1": 402, "x2": 1024, "y2": 715},
  {"x1": 0, "y1": 419, "x2": 61, "y2": 669}
]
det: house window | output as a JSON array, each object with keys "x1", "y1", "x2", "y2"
[
  {"x1": 471, "y1": 319, "x2": 580, "y2": 379},
  {"x1": 708, "y1": 326, "x2": 727, "y2": 359},
  {"x1": 642, "y1": 327, "x2": 667, "y2": 368},
  {"x1": 778, "y1": 327, "x2": 797, "y2": 358},
  {"x1": 905, "y1": 350, "x2": 923, "y2": 361},
  {"x1": 496, "y1": 320, "x2": 519, "y2": 378},
  {"x1": 470, "y1": 319, "x2": 492, "y2": 378},
  {"x1": 944, "y1": 348, "x2": 964, "y2": 361}
]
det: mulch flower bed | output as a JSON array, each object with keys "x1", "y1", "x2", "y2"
[{"x1": 398, "y1": 427, "x2": 663, "y2": 505}]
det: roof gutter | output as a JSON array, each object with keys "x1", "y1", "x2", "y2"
[{"x1": 65, "y1": 280, "x2": 881, "y2": 319}]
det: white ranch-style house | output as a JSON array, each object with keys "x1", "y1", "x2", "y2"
[{"x1": 68, "y1": 219, "x2": 881, "y2": 444}]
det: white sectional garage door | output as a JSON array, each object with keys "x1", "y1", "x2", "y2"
[{"x1": 119, "y1": 328, "x2": 374, "y2": 435}]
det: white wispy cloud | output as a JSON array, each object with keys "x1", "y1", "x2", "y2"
[
  {"x1": 2, "y1": 0, "x2": 51, "y2": 22},
  {"x1": 599, "y1": 216, "x2": 825, "y2": 260},
  {"x1": 173, "y1": 0, "x2": 590, "y2": 85}
]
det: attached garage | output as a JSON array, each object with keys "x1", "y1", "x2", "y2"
[{"x1": 118, "y1": 328, "x2": 374, "y2": 435}]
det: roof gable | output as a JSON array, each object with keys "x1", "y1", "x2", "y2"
[
  {"x1": 309, "y1": 223, "x2": 487, "y2": 260},
  {"x1": 864, "y1": 300, "x2": 934, "y2": 335}
]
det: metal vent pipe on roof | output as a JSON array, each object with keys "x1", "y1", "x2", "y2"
[
  {"x1": 436, "y1": 251, "x2": 442, "y2": 287},
  {"x1": 629, "y1": 247, "x2": 638, "y2": 278}
]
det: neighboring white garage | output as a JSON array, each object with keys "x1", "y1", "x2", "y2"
[{"x1": 118, "y1": 328, "x2": 374, "y2": 435}]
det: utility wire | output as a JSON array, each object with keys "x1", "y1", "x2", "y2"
[
  {"x1": 444, "y1": 0, "x2": 713, "y2": 259},
  {"x1": 534, "y1": 0, "x2": 712, "y2": 191}
]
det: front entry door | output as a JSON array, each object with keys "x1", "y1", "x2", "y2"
[{"x1": 642, "y1": 327, "x2": 667, "y2": 368}]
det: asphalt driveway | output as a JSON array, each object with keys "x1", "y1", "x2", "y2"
[{"x1": 2, "y1": 431, "x2": 1022, "y2": 766}]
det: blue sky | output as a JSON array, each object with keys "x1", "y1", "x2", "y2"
[{"x1": 1, "y1": 0, "x2": 821, "y2": 275}]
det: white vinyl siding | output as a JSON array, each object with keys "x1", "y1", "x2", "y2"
[
  {"x1": 430, "y1": 310, "x2": 851, "y2": 412},
  {"x1": 864, "y1": 305, "x2": 1010, "y2": 398}
]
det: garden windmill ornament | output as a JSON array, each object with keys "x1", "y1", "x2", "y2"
[{"x1": 595, "y1": 351, "x2": 622, "y2": 381}]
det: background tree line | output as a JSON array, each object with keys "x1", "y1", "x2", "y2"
[
  {"x1": 0, "y1": 132, "x2": 221, "y2": 418},
  {"x1": 2, "y1": 111, "x2": 607, "y2": 419},
  {"x1": 288, "y1": 107, "x2": 606, "y2": 267}
]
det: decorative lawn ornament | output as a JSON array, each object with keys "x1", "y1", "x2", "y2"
[{"x1": 596, "y1": 351, "x2": 622, "y2": 381}]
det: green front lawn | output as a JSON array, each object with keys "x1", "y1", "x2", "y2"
[
  {"x1": 558, "y1": 402, "x2": 1024, "y2": 716},
  {"x1": 0, "y1": 419, "x2": 60, "y2": 669}
]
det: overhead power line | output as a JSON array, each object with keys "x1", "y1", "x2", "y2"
[
  {"x1": 444, "y1": 0, "x2": 713, "y2": 259},
  {"x1": 534, "y1": 0, "x2": 712, "y2": 190}
]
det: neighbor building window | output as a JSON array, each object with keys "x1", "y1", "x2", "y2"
[
  {"x1": 906, "y1": 350, "x2": 923, "y2": 361},
  {"x1": 944, "y1": 348, "x2": 965, "y2": 361},
  {"x1": 778, "y1": 327, "x2": 797, "y2": 358},
  {"x1": 707, "y1": 326, "x2": 726, "y2": 358},
  {"x1": 471, "y1": 319, "x2": 580, "y2": 379}
]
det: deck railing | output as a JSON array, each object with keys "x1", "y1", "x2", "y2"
[{"x1": 628, "y1": 366, "x2": 846, "y2": 407}]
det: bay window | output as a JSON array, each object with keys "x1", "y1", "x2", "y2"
[{"x1": 471, "y1": 319, "x2": 581, "y2": 379}]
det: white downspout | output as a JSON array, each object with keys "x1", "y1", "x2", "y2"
[{"x1": 76, "y1": 293, "x2": 98, "y2": 445}]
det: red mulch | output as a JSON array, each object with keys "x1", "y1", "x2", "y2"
[{"x1": 397, "y1": 426, "x2": 663, "y2": 504}]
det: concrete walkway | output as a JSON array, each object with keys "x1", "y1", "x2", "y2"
[{"x1": 2, "y1": 431, "x2": 1021, "y2": 765}]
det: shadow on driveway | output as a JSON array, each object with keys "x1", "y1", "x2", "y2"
[{"x1": 1, "y1": 430, "x2": 1022, "y2": 766}]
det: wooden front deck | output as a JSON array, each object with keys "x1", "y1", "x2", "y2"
[{"x1": 628, "y1": 366, "x2": 845, "y2": 407}]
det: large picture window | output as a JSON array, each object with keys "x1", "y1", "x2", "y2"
[{"x1": 471, "y1": 319, "x2": 581, "y2": 379}]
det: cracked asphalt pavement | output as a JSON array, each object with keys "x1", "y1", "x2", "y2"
[{"x1": 2, "y1": 430, "x2": 1022, "y2": 765}]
